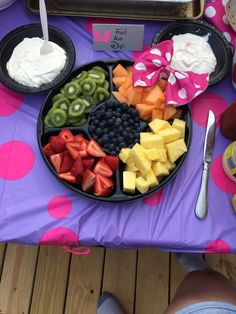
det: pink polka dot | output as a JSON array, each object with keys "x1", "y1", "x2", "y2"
[
  {"x1": 0, "y1": 83, "x2": 23, "y2": 116},
  {"x1": 132, "y1": 44, "x2": 150, "y2": 60},
  {"x1": 211, "y1": 155, "x2": 236, "y2": 194},
  {"x1": 190, "y1": 93, "x2": 228, "y2": 128},
  {"x1": 48, "y1": 196, "x2": 72, "y2": 219},
  {"x1": 205, "y1": 239, "x2": 231, "y2": 253},
  {"x1": 143, "y1": 190, "x2": 164, "y2": 206},
  {"x1": 0, "y1": 140, "x2": 35, "y2": 180},
  {"x1": 84, "y1": 18, "x2": 121, "y2": 33},
  {"x1": 40, "y1": 227, "x2": 78, "y2": 245}
]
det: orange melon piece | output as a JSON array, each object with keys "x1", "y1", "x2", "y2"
[
  {"x1": 136, "y1": 103, "x2": 156, "y2": 121},
  {"x1": 171, "y1": 108, "x2": 183, "y2": 119},
  {"x1": 157, "y1": 79, "x2": 167, "y2": 92},
  {"x1": 127, "y1": 86, "x2": 143, "y2": 105},
  {"x1": 143, "y1": 84, "x2": 165, "y2": 107},
  {"x1": 112, "y1": 76, "x2": 126, "y2": 87},
  {"x1": 152, "y1": 108, "x2": 163, "y2": 120},
  {"x1": 141, "y1": 86, "x2": 154, "y2": 102},
  {"x1": 112, "y1": 91, "x2": 128, "y2": 104},
  {"x1": 113, "y1": 64, "x2": 129, "y2": 77},
  {"x1": 126, "y1": 66, "x2": 133, "y2": 73},
  {"x1": 163, "y1": 105, "x2": 177, "y2": 120},
  {"x1": 118, "y1": 77, "x2": 132, "y2": 96}
]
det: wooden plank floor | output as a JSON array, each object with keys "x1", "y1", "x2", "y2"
[{"x1": 0, "y1": 244, "x2": 235, "y2": 314}]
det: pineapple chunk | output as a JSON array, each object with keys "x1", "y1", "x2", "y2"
[
  {"x1": 149, "y1": 119, "x2": 171, "y2": 133},
  {"x1": 156, "y1": 148, "x2": 167, "y2": 162},
  {"x1": 140, "y1": 133, "x2": 164, "y2": 149},
  {"x1": 136, "y1": 176, "x2": 149, "y2": 194},
  {"x1": 123, "y1": 171, "x2": 136, "y2": 193},
  {"x1": 144, "y1": 148, "x2": 160, "y2": 161},
  {"x1": 158, "y1": 127, "x2": 181, "y2": 144},
  {"x1": 146, "y1": 169, "x2": 159, "y2": 188},
  {"x1": 165, "y1": 139, "x2": 187, "y2": 162},
  {"x1": 131, "y1": 143, "x2": 151, "y2": 176},
  {"x1": 161, "y1": 159, "x2": 176, "y2": 171},
  {"x1": 172, "y1": 119, "x2": 186, "y2": 139},
  {"x1": 126, "y1": 158, "x2": 138, "y2": 172},
  {"x1": 152, "y1": 161, "x2": 169, "y2": 177},
  {"x1": 119, "y1": 148, "x2": 131, "y2": 163}
]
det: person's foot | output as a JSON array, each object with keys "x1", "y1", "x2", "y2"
[
  {"x1": 97, "y1": 292, "x2": 125, "y2": 314},
  {"x1": 176, "y1": 253, "x2": 211, "y2": 272}
]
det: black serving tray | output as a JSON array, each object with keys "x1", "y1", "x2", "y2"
[{"x1": 37, "y1": 58, "x2": 192, "y2": 202}]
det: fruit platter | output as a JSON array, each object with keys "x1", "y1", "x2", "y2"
[{"x1": 37, "y1": 59, "x2": 192, "y2": 202}]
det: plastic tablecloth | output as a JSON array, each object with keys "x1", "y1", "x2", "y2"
[{"x1": 1, "y1": 0, "x2": 236, "y2": 253}]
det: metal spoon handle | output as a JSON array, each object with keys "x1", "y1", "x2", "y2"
[{"x1": 195, "y1": 162, "x2": 209, "y2": 220}]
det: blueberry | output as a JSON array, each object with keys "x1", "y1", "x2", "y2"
[
  {"x1": 109, "y1": 143, "x2": 115, "y2": 150},
  {"x1": 100, "y1": 105, "x2": 105, "y2": 110},
  {"x1": 102, "y1": 135, "x2": 109, "y2": 142},
  {"x1": 123, "y1": 121, "x2": 129, "y2": 128},
  {"x1": 89, "y1": 125, "x2": 95, "y2": 132},
  {"x1": 100, "y1": 121, "x2": 106, "y2": 128},
  {"x1": 104, "y1": 128, "x2": 109, "y2": 134},
  {"x1": 110, "y1": 150, "x2": 116, "y2": 155},
  {"x1": 118, "y1": 136, "x2": 123, "y2": 142},
  {"x1": 118, "y1": 126, "x2": 123, "y2": 133},
  {"x1": 109, "y1": 131, "x2": 115, "y2": 138},
  {"x1": 105, "y1": 112, "x2": 112, "y2": 119}
]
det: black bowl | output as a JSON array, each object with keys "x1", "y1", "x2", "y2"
[
  {"x1": 152, "y1": 20, "x2": 232, "y2": 87},
  {"x1": 0, "y1": 23, "x2": 75, "y2": 94}
]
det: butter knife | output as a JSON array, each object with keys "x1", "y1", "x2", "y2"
[{"x1": 195, "y1": 110, "x2": 216, "y2": 220}]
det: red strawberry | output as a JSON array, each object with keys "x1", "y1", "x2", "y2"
[
  {"x1": 50, "y1": 153, "x2": 64, "y2": 173},
  {"x1": 58, "y1": 172, "x2": 76, "y2": 184},
  {"x1": 94, "y1": 160, "x2": 113, "y2": 177},
  {"x1": 94, "y1": 174, "x2": 114, "y2": 197},
  {"x1": 87, "y1": 140, "x2": 106, "y2": 157},
  {"x1": 76, "y1": 175, "x2": 83, "y2": 186},
  {"x1": 66, "y1": 140, "x2": 89, "y2": 159},
  {"x1": 82, "y1": 169, "x2": 96, "y2": 193},
  {"x1": 50, "y1": 136, "x2": 66, "y2": 153},
  {"x1": 60, "y1": 151, "x2": 74, "y2": 173},
  {"x1": 82, "y1": 158, "x2": 95, "y2": 171},
  {"x1": 101, "y1": 156, "x2": 119, "y2": 172},
  {"x1": 74, "y1": 134, "x2": 85, "y2": 141},
  {"x1": 43, "y1": 143, "x2": 55, "y2": 157},
  {"x1": 59, "y1": 129, "x2": 74, "y2": 142},
  {"x1": 71, "y1": 155, "x2": 84, "y2": 177}
]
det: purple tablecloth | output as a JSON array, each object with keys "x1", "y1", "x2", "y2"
[{"x1": 1, "y1": 0, "x2": 236, "y2": 253}]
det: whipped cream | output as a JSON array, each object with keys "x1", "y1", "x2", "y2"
[
  {"x1": 170, "y1": 33, "x2": 217, "y2": 75},
  {"x1": 7, "y1": 37, "x2": 67, "y2": 87}
]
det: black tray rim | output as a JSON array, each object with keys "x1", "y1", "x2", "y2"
[{"x1": 37, "y1": 58, "x2": 192, "y2": 203}]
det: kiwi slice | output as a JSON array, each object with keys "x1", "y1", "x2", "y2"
[
  {"x1": 68, "y1": 115, "x2": 87, "y2": 126},
  {"x1": 80, "y1": 78, "x2": 96, "y2": 96},
  {"x1": 52, "y1": 98, "x2": 70, "y2": 112},
  {"x1": 51, "y1": 109, "x2": 67, "y2": 127},
  {"x1": 52, "y1": 93, "x2": 65, "y2": 104},
  {"x1": 80, "y1": 95, "x2": 96, "y2": 113},
  {"x1": 64, "y1": 82, "x2": 81, "y2": 100},
  {"x1": 92, "y1": 66, "x2": 109, "y2": 78},
  {"x1": 68, "y1": 99, "x2": 86, "y2": 118},
  {"x1": 88, "y1": 70, "x2": 105, "y2": 85},
  {"x1": 44, "y1": 109, "x2": 55, "y2": 127},
  {"x1": 60, "y1": 87, "x2": 65, "y2": 95},
  {"x1": 103, "y1": 80, "x2": 109, "y2": 91},
  {"x1": 73, "y1": 71, "x2": 88, "y2": 84},
  {"x1": 93, "y1": 87, "x2": 110, "y2": 103}
]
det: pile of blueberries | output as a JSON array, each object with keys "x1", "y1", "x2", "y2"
[{"x1": 88, "y1": 102, "x2": 141, "y2": 155}]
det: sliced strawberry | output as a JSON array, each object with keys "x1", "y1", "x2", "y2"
[
  {"x1": 60, "y1": 151, "x2": 74, "y2": 173},
  {"x1": 94, "y1": 160, "x2": 113, "y2": 177},
  {"x1": 82, "y1": 158, "x2": 95, "y2": 171},
  {"x1": 50, "y1": 136, "x2": 66, "y2": 153},
  {"x1": 71, "y1": 155, "x2": 84, "y2": 177},
  {"x1": 94, "y1": 174, "x2": 114, "y2": 197},
  {"x1": 101, "y1": 156, "x2": 119, "y2": 172},
  {"x1": 74, "y1": 134, "x2": 85, "y2": 142},
  {"x1": 50, "y1": 152, "x2": 64, "y2": 173},
  {"x1": 87, "y1": 140, "x2": 106, "y2": 157},
  {"x1": 59, "y1": 129, "x2": 74, "y2": 142},
  {"x1": 77, "y1": 139, "x2": 89, "y2": 157},
  {"x1": 58, "y1": 172, "x2": 76, "y2": 184},
  {"x1": 76, "y1": 175, "x2": 83, "y2": 186},
  {"x1": 66, "y1": 140, "x2": 89, "y2": 159},
  {"x1": 43, "y1": 143, "x2": 55, "y2": 158},
  {"x1": 82, "y1": 169, "x2": 96, "y2": 193}
]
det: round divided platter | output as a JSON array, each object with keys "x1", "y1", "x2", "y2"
[{"x1": 37, "y1": 59, "x2": 192, "y2": 202}]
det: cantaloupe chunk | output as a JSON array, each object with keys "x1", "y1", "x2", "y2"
[
  {"x1": 112, "y1": 76, "x2": 126, "y2": 87},
  {"x1": 141, "y1": 86, "x2": 154, "y2": 102},
  {"x1": 171, "y1": 108, "x2": 183, "y2": 119},
  {"x1": 127, "y1": 87, "x2": 143, "y2": 105},
  {"x1": 143, "y1": 85, "x2": 165, "y2": 107},
  {"x1": 136, "y1": 103, "x2": 156, "y2": 121},
  {"x1": 112, "y1": 91, "x2": 128, "y2": 104},
  {"x1": 157, "y1": 79, "x2": 167, "y2": 92},
  {"x1": 112, "y1": 64, "x2": 129, "y2": 77},
  {"x1": 118, "y1": 77, "x2": 132, "y2": 96},
  {"x1": 152, "y1": 108, "x2": 163, "y2": 120},
  {"x1": 163, "y1": 105, "x2": 177, "y2": 120}
]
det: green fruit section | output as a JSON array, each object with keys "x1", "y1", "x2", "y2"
[{"x1": 44, "y1": 65, "x2": 110, "y2": 128}]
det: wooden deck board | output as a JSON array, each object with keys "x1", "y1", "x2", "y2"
[
  {"x1": 0, "y1": 244, "x2": 38, "y2": 314},
  {"x1": 65, "y1": 247, "x2": 105, "y2": 314},
  {"x1": 102, "y1": 249, "x2": 137, "y2": 314},
  {"x1": 0, "y1": 244, "x2": 6, "y2": 280}
]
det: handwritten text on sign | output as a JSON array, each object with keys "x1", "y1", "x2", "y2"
[{"x1": 92, "y1": 24, "x2": 144, "y2": 51}]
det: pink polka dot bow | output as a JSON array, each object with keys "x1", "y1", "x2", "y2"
[{"x1": 133, "y1": 40, "x2": 209, "y2": 106}]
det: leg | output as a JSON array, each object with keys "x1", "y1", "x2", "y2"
[{"x1": 97, "y1": 292, "x2": 125, "y2": 314}]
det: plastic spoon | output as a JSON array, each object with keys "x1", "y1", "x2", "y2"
[{"x1": 39, "y1": 0, "x2": 53, "y2": 54}]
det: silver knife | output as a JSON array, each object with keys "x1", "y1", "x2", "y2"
[{"x1": 195, "y1": 110, "x2": 216, "y2": 220}]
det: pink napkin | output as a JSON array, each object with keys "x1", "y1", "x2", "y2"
[
  {"x1": 133, "y1": 40, "x2": 209, "y2": 106},
  {"x1": 205, "y1": 0, "x2": 235, "y2": 46}
]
